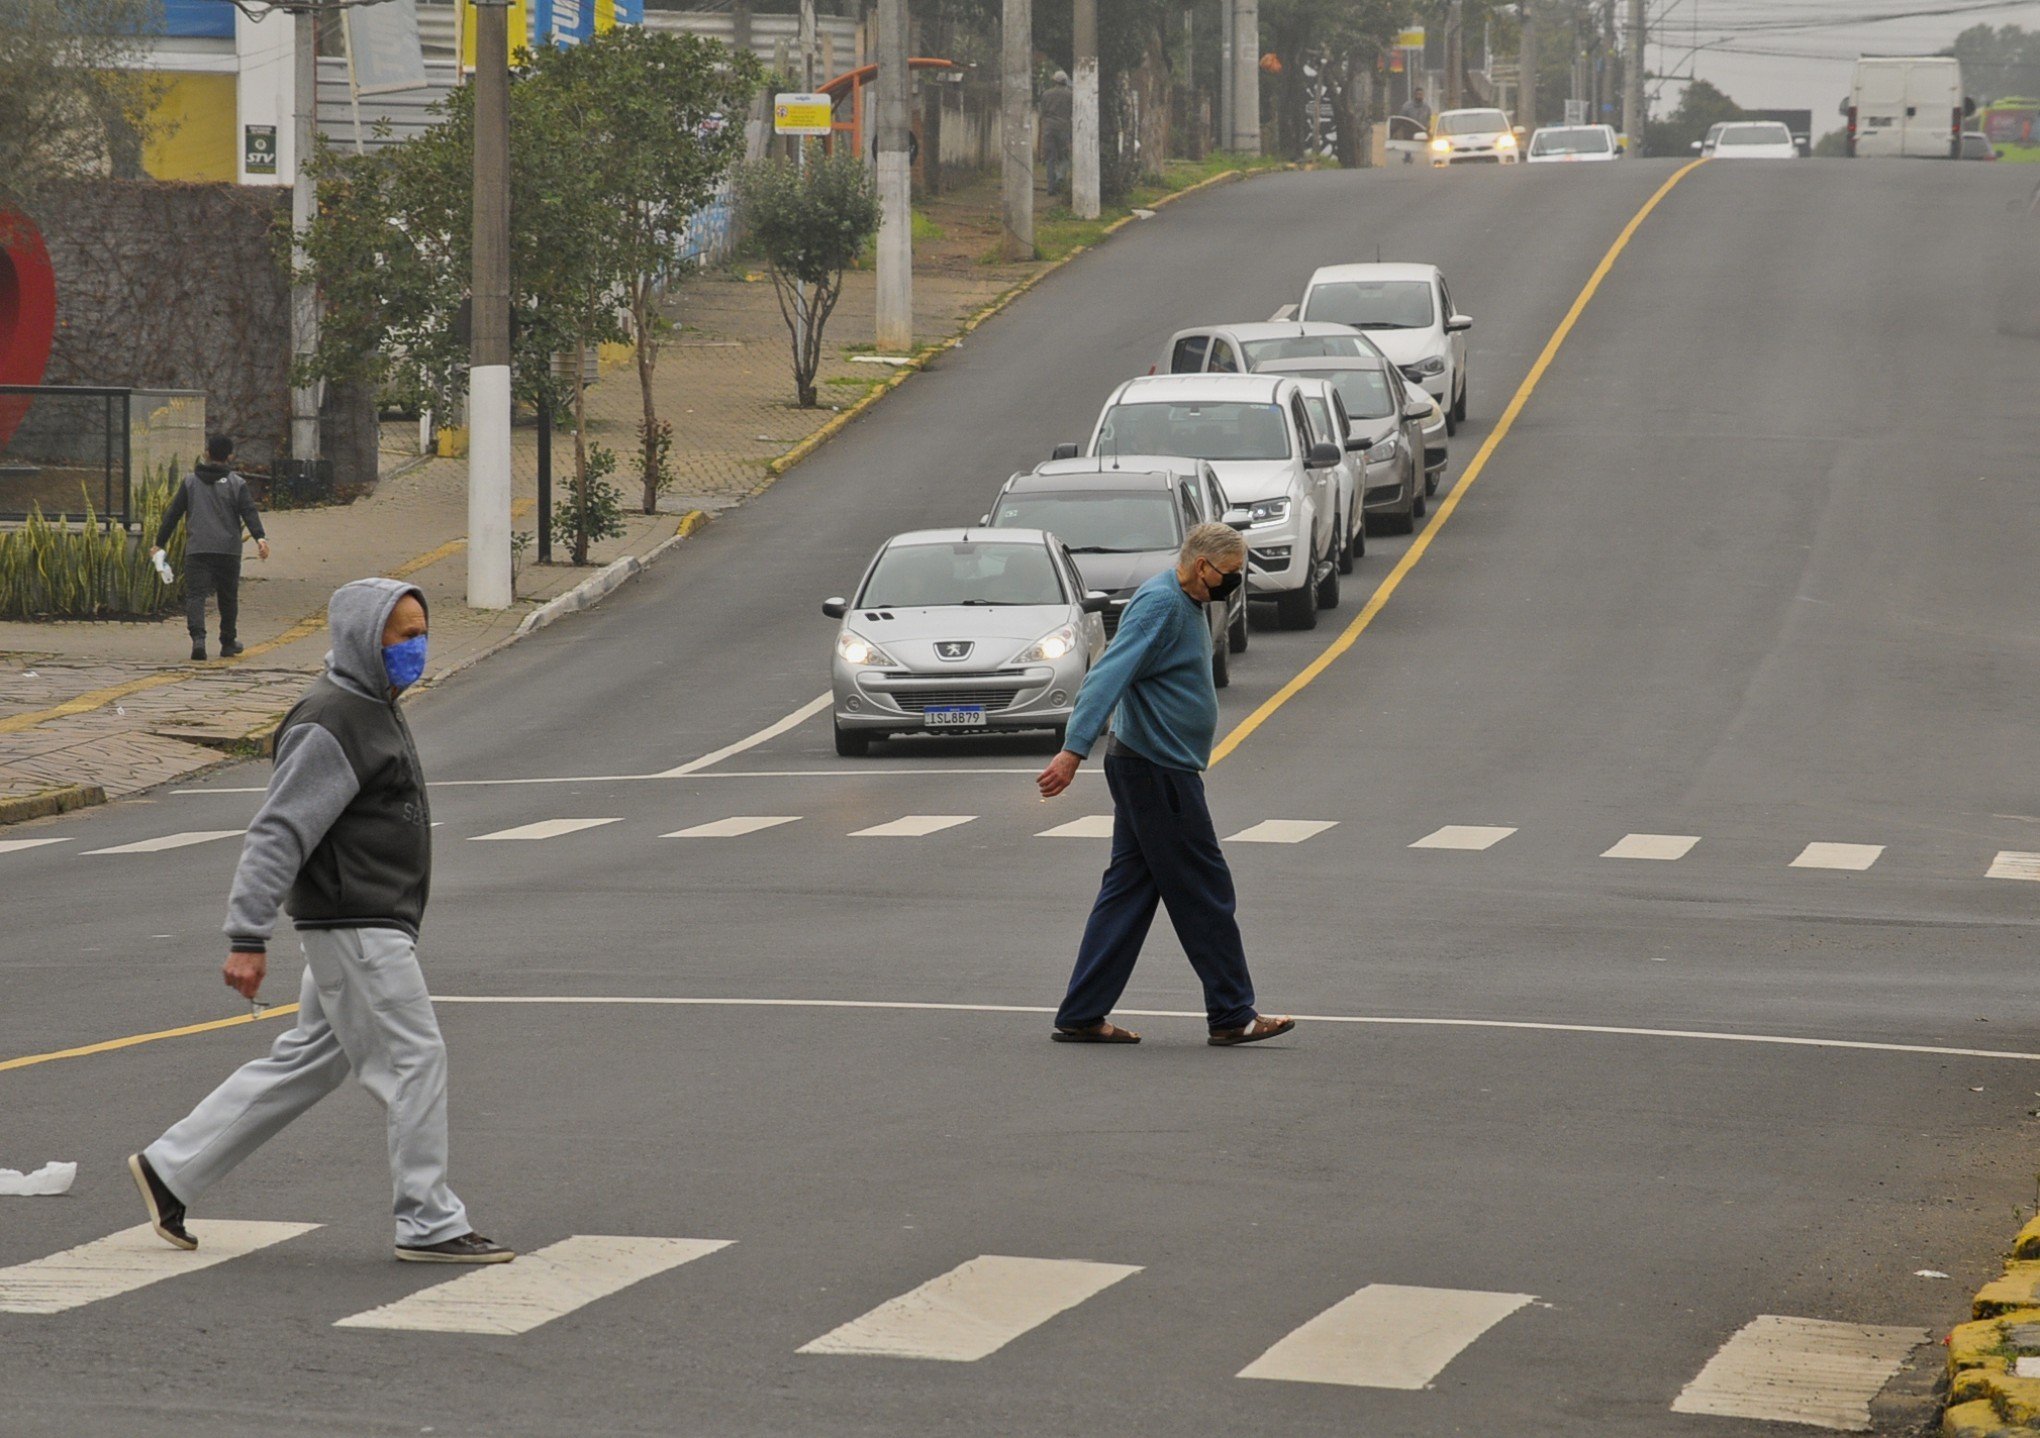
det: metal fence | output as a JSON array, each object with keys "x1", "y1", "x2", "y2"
[{"x1": 0, "y1": 386, "x2": 136, "y2": 527}]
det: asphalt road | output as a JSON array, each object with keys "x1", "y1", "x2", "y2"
[{"x1": 4, "y1": 156, "x2": 2038, "y2": 1437}]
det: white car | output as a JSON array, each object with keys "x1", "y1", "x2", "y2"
[
  {"x1": 1080, "y1": 374, "x2": 1345, "y2": 630},
  {"x1": 1157, "y1": 321, "x2": 1384, "y2": 375},
  {"x1": 1705, "y1": 121, "x2": 1799, "y2": 160},
  {"x1": 1297, "y1": 261, "x2": 1473, "y2": 433},
  {"x1": 1427, "y1": 107, "x2": 1524, "y2": 166},
  {"x1": 1290, "y1": 376, "x2": 1367, "y2": 574},
  {"x1": 1527, "y1": 124, "x2": 1620, "y2": 162}
]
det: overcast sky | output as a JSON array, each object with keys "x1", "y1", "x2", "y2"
[{"x1": 1644, "y1": 0, "x2": 2040, "y2": 117}]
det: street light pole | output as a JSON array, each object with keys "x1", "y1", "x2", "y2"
[
  {"x1": 468, "y1": 0, "x2": 513, "y2": 610},
  {"x1": 1623, "y1": 0, "x2": 1645, "y2": 155},
  {"x1": 1072, "y1": 0, "x2": 1099, "y2": 220},
  {"x1": 874, "y1": 0, "x2": 913, "y2": 350},
  {"x1": 1230, "y1": 0, "x2": 1259, "y2": 154}
]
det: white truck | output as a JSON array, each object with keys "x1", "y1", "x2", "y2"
[{"x1": 1848, "y1": 56, "x2": 1970, "y2": 159}]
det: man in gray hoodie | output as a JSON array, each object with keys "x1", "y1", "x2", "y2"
[
  {"x1": 128, "y1": 577, "x2": 513, "y2": 1265},
  {"x1": 152, "y1": 433, "x2": 268, "y2": 661}
]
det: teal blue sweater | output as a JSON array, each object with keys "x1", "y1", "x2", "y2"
[{"x1": 1064, "y1": 569, "x2": 1218, "y2": 772}]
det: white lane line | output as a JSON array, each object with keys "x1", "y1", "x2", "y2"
[
  {"x1": 850, "y1": 815, "x2": 976, "y2": 838},
  {"x1": 1602, "y1": 833, "x2": 1700, "y2": 861},
  {"x1": 1988, "y1": 851, "x2": 2040, "y2": 882},
  {"x1": 1228, "y1": 820, "x2": 1339, "y2": 845},
  {"x1": 428, "y1": 995, "x2": 2040, "y2": 1064},
  {"x1": 1037, "y1": 815, "x2": 1115, "y2": 838},
  {"x1": 1239, "y1": 1284, "x2": 1535, "y2": 1389},
  {"x1": 469, "y1": 818, "x2": 624, "y2": 842},
  {"x1": 0, "y1": 1221, "x2": 320, "y2": 1314},
  {"x1": 1791, "y1": 843, "x2": 1885, "y2": 872},
  {"x1": 1671, "y1": 1315, "x2": 1926, "y2": 1430},
  {"x1": 177, "y1": 767, "x2": 1073, "y2": 794},
  {"x1": 655, "y1": 693, "x2": 833, "y2": 778},
  {"x1": 797, "y1": 1255, "x2": 1141, "y2": 1362},
  {"x1": 333, "y1": 1235, "x2": 730, "y2": 1336},
  {"x1": 661, "y1": 816, "x2": 801, "y2": 839},
  {"x1": 1411, "y1": 825, "x2": 1516, "y2": 851},
  {"x1": 84, "y1": 830, "x2": 243, "y2": 856},
  {"x1": 0, "y1": 838, "x2": 72, "y2": 855}
]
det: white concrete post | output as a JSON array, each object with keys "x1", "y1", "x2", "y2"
[
  {"x1": 1231, "y1": 0, "x2": 1260, "y2": 154},
  {"x1": 1072, "y1": 0, "x2": 1099, "y2": 220},
  {"x1": 875, "y1": 0, "x2": 913, "y2": 351}
]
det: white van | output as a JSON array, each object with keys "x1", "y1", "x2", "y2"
[{"x1": 1849, "y1": 57, "x2": 1967, "y2": 159}]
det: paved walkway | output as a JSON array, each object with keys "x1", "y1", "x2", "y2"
[{"x1": 0, "y1": 251, "x2": 1028, "y2": 805}]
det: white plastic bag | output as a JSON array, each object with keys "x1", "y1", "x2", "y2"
[{"x1": 0, "y1": 1161, "x2": 78, "y2": 1196}]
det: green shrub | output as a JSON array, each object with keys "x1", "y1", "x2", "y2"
[{"x1": 0, "y1": 470, "x2": 186, "y2": 620}]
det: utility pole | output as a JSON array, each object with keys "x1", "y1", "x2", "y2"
[
  {"x1": 1231, "y1": 0, "x2": 1259, "y2": 153},
  {"x1": 875, "y1": 0, "x2": 913, "y2": 349},
  {"x1": 289, "y1": 5, "x2": 320, "y2": 469},
  {"x1": 1519, "y1": 0, "x2": 1538, "y2": 131},
  {"x1": 999, "y1": 0, "x2": 1032, "y2": 258},
  {"x1": 1072, "y1": 0, "x2": 1099, "y2": 220},
  {"x1": 1623, "y1": 0, "x2": 1645, "y2": 155},
  {"x1": 467, "y1": 0, "x2": 513, "y2": 610},
  {"x1": 798, "y1": 0, "x2": 818, "y2": 89},
  {"x1": 1444, "y1": 0, "x2": 1461, "y2": 111},
  {"x1": 1218, "y1": 0, "x2": 1233, "y2": 152}
]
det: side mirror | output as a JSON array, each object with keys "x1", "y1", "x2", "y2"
[
  {"x1": 1226, "y1": 517, "x2": 1253, "y2": 533},
  {"x1": 1690, "y1": 140, "x2": 1703, "y2": 152},
  {"x1": 822, "y1": 598, "x2": 848, "y2": 619},
  {"x1": 1413, "y1": 130, "x2": 1429, "y2": 142},
  {"x1": 1513, "y1": 125, "x2": 1526, "y2": 136},
  {"x1": 1345, "y1": 436, "x2": 1368, "y2": 453},
  {"x1": 1403, "y1": 400, "x2": 1432, "y2": 421},
  {"x1": 1305, "y1": 442, "x2": 1342, "y2": 469},
  {"x1": 1080, "y1": 591, "x2": 1111, "y2": 614},
  {"x1": 1051, "y1": 441, "x2": 1080, "y2": 461},
  {"x1": 1445, "y1": 314, "x2": 1472, "y2": 333},
  {"x1": 1964, "y1": 95, "x2": 1978, "y2": 117}
]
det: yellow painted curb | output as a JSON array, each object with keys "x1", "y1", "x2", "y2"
[
  {"x1": 1977, "y1": 1264, "x2": 2040, "y2": 1320},
  {"x1": 1941, "y1": 1239, "x2": 2040, "y2": 1431},
  {"x1": 674, "y1": 508, "x2": 713, "y2": 540},
  {"x1": 0, "y1": 782, "x2": 106, "y2": 827},
  {"x1": 1948, "y1": 1397, "x2": 2027, "y2": 1436}
]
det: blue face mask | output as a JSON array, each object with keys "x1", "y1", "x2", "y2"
[{"x1": 383, "y1": 634, "x2": 428, "y2": 691}]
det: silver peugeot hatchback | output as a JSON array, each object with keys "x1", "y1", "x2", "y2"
[{"x1": 823, "y1": 529, "x2": 1108, "y2": 757}]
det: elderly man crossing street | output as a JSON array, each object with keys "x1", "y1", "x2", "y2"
[{"x1": 1036, "y1": 522, "x2": 1296, "y2": 1047}]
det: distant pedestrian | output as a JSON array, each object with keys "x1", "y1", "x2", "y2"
[
  {"x1": 152, "y1": 433, "x2": 268, "y2": 661},
  {"x1": 1042, "y1": 69, "x2": 1074, "y2": 198},
  {"x1": 1399, "y1": 86, "x2": 1433, "y2": 132},
  {"x1": 128, "y1": 578, "x2": 514, "y2": 1267},
  {"x1": 1036, "y1": 523, "x2": 1296, "y2": 1048}
]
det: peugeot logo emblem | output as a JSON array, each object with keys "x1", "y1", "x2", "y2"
[{"x1": 936, "y1": 641, "x2": 973, "y2": 661}]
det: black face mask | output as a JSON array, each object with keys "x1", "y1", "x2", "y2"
[{"x1": 1204, "y1": 567, "x2": 1243, "y2": 603}]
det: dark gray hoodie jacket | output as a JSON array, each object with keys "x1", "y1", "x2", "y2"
[
  {"x1": 154, "y1": 461, "x2": 266, "y2": 556},
  {"x1": 226, "y1": 579, "x2": 432, "y2": 953}
]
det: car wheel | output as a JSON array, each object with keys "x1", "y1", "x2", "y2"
[
  {"x1": 1424, "y1": 459, "x2": 1439, "y2": 497},
  {"x1": 1049, "y1": 724, "x2": 1069, "y2": 752},
  {"x1": 1412, "y1": 482, "x2": 1427, "y2": 520},
  {"x1": 1275, "y1": 584, "x2": 1318, "y2": 630},
  {"x1": 1443, "y1": 403, "x2": 1457, "y2": 437},
  {"x1": 1452, "y1": 378, "x2": 1468, "y2": 424},
  {"x1": 1228, "y1": 599, "x2": 1249, "y2": 653},
  {"x1": 1315, "y1": 554, "x2": 1340, "y2": 611},
  {"x1": 1352, "y1": 517, "x2": 1366, "y2": 560},
  {"x1": 1211, "y1": 633, "x2": 1230, "y2": 688},
  {"x1": 1337, "y1": 505, "x2": 1355, "y2": 574},
  {"x1": 833, "y1": 720, "x2": 870, "y2": 758}
]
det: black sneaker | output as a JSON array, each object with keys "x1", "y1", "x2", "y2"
[
  {"x1": 395, "y1": 1232, "x2": 515, "y2": 1264},
  {"x1": 127, "y1": 1153, "x2": 196, "y2": 1251},
  {"x1": 220, "y1": 641, "x2": 244, "y2": 658},
  {"x1": 189, "y1": 643, "x2": 206, "y2": 662}
]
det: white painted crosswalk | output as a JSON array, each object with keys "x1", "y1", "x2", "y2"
[
  {"x1": 1988, "y1": 851, "x2": 2040, "y2": 882},
  {"x1": 470, "y1": 818, "x2": 624, "y2": 842},
  {"x1": 1791, "y1": 843, "x2": 1886, "y2": 872},
  {"x1": 662, "y1": 816, "x2": 801, "y2": 839},
  {"x1": 1603, "y1": 833, "x2": 1700, "y2": 862},
  {"x1": 83, "y1": 829, "x2": 242, "y2": 856},
  {"x1": 1238, "y1": 1284, "x2": 1535, "y2": 1389},
  {"x1": 0, "y1": 837, "x2": 70, "y2": 855},
  {"x1": 797, "y1": 1255, "x2": 1141, "y2": 1362},
  {"x1": 334, "y1": 1235, "x2": 731, "y2": 1335},
  {"x1": 850, "y1": 814, "x2": 976, "y2": 838},
  {"x1": 1037, "y1": 814, "x2": 1116, "y2": 838},
  {"x1": 1671, "y1": 1315, "x2": 1927, "y2": 1430},
  {"x1": 1228, "y1": 819, "x2": 1339, "y2": 844},
  {"x1": 1411, "y1": 825, "x2": 1517, "y2": 851},
  {"x1": 0, "y1": 1221, "x2": 318, "y2": 1314}
]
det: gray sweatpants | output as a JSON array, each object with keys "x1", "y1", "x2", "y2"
[{"x1": 144, "y1": 927, "x2": 469, "y2": 1247}]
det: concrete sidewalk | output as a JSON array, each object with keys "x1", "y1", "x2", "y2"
[{"x1": 0, "y1": 249, "x2": 1029, "y2": 809}]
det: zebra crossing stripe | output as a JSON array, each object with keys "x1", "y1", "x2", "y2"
[
  {"x1": 1411, "y1": 825, "x2": 1517, "y2": 851},
  {"x1": 83, "y1": 830, "x2": 243, "y2": 856},
  {"x1": 1603, "y1": 833, "x2": 1699, "y2": 861},
  {"x1": 1238, "y1": 1283, "x2": 1535, "y2": 1389},
  {"x1": 1791, "y1": 843, "x2": 1884, "y2": 872},
  {"x1": 470, "y1": 818, "x2": 624, "y2": 842},
  {"x1": 662, "y1": 817, "x2": 802, "y2": 839},
  {"x1": 1037, "y1": 815, "x2": 1115, "y2": 839},
  {"x1": 797, "y1": 1255, "x2": 1142, "y2": 1362},
  {"x1": 1988, "y1": 851, "x2": 2040, "y2": 882},
  {"x1": 0, "y1": 838, "x2": 71, "y2": 855},
  {"x1": 333, "y1": 1235, "x2": 731, "y2": 1336},
  {"x1": 0, "y1": 1222, "x2": 320, "y2": 1315},
  {"x1": 850, "y1": 815, "x2": 976, "y2": 838},
  {"x1": 1228, "y1": 820, "x2": 1339, "y2": 845},
  {"x1": 1671, "y1": 1315, "x2": 1926, "y2": 1430}
]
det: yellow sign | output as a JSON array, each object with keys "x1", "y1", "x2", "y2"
[
  {"x1": 1397, "y1": 27, "x2": 1426, "y2": 50},
  {"x1": 462, "y1": 0, "x2": 532, "y2": 69},
  {"x1": 773, "y1": 92, "x2": 834, "y2": 136}
]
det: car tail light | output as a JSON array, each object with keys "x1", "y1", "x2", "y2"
[{"x1": 1846, "y1": 105, "x2": 1857, "y2": 157}]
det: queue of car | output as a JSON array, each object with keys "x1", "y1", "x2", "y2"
[{"x1": 821, "y1": 266, "x2": 1472, "y2": 756}]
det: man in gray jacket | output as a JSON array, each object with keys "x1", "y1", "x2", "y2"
[
  {"x1": 128, "y1": 577, "x2": 512, "y2": 1265},
  {"x1": 152, "y1": 433, "x2": 268, "y2": 661}
]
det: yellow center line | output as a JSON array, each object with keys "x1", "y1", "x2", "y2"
[
  {"x1": 0, "y1": 1004, "x2": 299, "y2": 1074},
  {"x1": 1209, "y1": 158, "x2": 1707, "y2": 768}
]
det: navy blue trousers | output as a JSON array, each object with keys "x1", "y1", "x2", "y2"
[{"x1": 1055, "y1": 750, "x2": 1258, "y2": 1033}]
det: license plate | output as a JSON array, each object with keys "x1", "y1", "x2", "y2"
[{"x1": 923, "y1": 706, "x2": 986, "y2": 729}]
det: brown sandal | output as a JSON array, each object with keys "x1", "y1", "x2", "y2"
[
  {"x1": 1052, "y1": 1021, "x2": 1142, "y2": 1044},
  {"x1": 1208, "y1": 1015, "x2": 1296, "y2": 1047}
]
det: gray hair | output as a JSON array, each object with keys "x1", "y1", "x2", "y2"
[{"x1": 1181, "y1": 521, "x2": 1246, "y2": 567}]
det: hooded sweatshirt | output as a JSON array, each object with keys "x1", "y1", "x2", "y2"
[
  {"x1": 225, "y1": 579, "x2": 432, "y2": 953},
  {"x1": 154, "y1": 461, "x2": 266, "y2": 556}
]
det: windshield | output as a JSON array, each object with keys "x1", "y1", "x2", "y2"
[
  {"x1": 1302, "y1": 396, "x2": 1336, "y2": 447},
  {"x1": 1719, "y1": 124, "x2": 1791, "y2": 147},
  {"x1": 1531, "y1": 127, "x2": 1611, "y2": 155},
  {"x1": 1301, "y1": 280, "x2": 1435, "y2": 330},
  {"x1": 1436, "y1": 109, "x2": 1509, "y2": 136},
  {"x1": 1284, "y1": 367, "x2": 1395, "y2": 420},
  {"x1": 1242, "y1": 334, "x2": 1372, "y2": 365},
  {"x1": 858, "y1": 540, "x2": 1066, "y2": 608},
  {"x1": 991, "y1": 492, "x2": 1182, "y2": 553},
  {"x1": 1097, "y1": 401, "x2": 1293, "y2": 462}
]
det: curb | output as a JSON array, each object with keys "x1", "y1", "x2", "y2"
[
  {"x1": 511, "y1": 509, "x2": 710, "y2": 639},
  {"x1": 1943, "y1": 1216, "x2": 2040, "y2": 1434},
  {"x1": 763, "y1": 164, "x2": 1280, "y2": 482},
  {"x1": 0, "y1": 783, "x2": 107, "y2": 827}
]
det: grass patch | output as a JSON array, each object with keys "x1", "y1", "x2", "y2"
[
  {"x1": 986, "y1": 152, "x2": 1295, "y2": 263},
  {"x1": 911, "y1": 208, "x2": 945, "y2": 243}
]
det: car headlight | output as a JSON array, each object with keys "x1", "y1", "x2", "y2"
[
  {"x1": 1014, "y1": 623, "x2": 1080, "y2": 664},
  {"x1": 1496, "y1": 132, "x2": 1517, "y2": 148},
  {"x1": 1244, "y1": 497, "x2": 1291, "y2": 527},
  {"x1": 1365, "y1": 433, "x2": 1399, "y2": 462},
  {"x1": 1431, "y1": 137, "x2": 1452, "y2": 152},
  {"x1": 1412, "y1": 356, "x2": 1447, "y2": 377},
  {"x1": 836, "y1": 630, "x2": 898, "y2": 667}
]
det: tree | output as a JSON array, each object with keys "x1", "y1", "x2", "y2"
[
  {"x1": 1645, "y1": 78, "x2": 1742, "y2": 158},
  {"x1": 522, "y1": 30, "x2": 762, "y2": 515},
  {"x1": 0, "y1": 0, "x2": 163, "y2": 222},
  {"x1": 1944, "y1": 25, "x2": 2040, "y2": 107},
  {"x1": 1260, "y1": 0, "x2": 1410, "y2": 164},
  {"x1": 734, "y1": 153, "x2": 881, "y2": 410}
]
